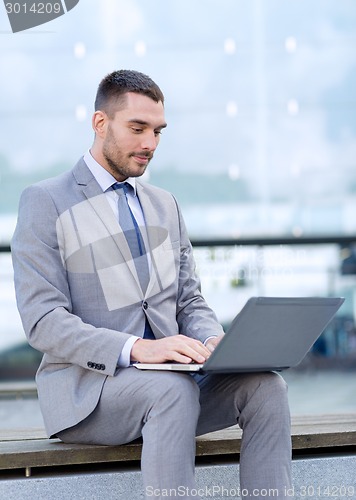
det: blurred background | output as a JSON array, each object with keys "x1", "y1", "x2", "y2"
[{"x1": 0, "y1": 0, "x2": 355, "y2": 428}]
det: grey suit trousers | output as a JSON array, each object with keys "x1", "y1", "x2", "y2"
[{"x1": 58, "y1": 368, "x2": 292, "y2": 500}]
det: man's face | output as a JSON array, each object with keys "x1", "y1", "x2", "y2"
[{"x1": 100, "y1": 92, "x2": 166, "y2": 181}]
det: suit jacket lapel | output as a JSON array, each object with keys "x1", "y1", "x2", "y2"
[
  {"x1": 72, "y1": 159, "x2": 141, "y2": 288},
  {"x1": 136, "y1": 182, "x2": 160, "y2": 229},
  {"x1": 136, "y1": 182, "x2": 172, "y2": 297}
]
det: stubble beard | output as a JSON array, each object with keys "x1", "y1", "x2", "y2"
[
  {"x1": 102, "y1": 129, "x2": 152, "y2": 181},
  {"x1": 103, "y1": 149, "x2": 144, "y2": 180}
]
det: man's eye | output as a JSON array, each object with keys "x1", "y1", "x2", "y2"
[{"x1": 132, "y1": 128, "x2": 143, "y2": 133}]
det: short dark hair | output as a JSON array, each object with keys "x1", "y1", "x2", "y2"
[{"x1": 94, "y1": 69, "x2": 164, "y2": 117}]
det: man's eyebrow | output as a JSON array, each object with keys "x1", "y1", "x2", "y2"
[{"x1": 128, "y1": 119, "x2": 167, "y2": 130}]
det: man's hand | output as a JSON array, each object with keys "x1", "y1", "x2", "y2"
[
  {"x1": 131, "y1": 335, "x2": 212, "y2": 364},
  {"x1": 205, "y1": 335, "x2": 224, "y2": 353}
]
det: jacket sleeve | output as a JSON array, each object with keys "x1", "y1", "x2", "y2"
[{"x1": 11, "y1": 185, "x2": 130, "y2": 376}]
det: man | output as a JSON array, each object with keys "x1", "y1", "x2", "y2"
[{"x1": 12, "y1": 70, "x2": 292, "y2": 499}]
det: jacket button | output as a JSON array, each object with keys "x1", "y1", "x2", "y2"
[
  {"x1": 142, "y1": 301, "x2": 148, "y2": 310},
  {"x1": 100, "y1": 364, "x2": 106, "y2": 370},
  {"x1": 87, "y1": 361, "x2": 93, "y2": 368}
]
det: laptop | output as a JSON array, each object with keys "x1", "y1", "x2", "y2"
[{"x1": 134, "y1": 296, "x2": 344, "y2": 373}]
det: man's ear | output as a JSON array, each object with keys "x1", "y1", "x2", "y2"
[{"x1": 92, "y1": 110, "x2": 108, "y2": 138}]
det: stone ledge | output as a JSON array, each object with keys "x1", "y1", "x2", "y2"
[
  {"x1": 0, "y1": 414, "x2": 355, "y2": 475},
  {"x1": 1, "y1": 455, "x2": 356, "y2": 500}
]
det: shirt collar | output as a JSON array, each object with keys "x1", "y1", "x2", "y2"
[{"x1": 83, "y1": 150, "x2": 137, "y2": 195}]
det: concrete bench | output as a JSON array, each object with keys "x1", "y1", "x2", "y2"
[{"x1": 1, "y1": 414, "x2": 355, "y2": 478}]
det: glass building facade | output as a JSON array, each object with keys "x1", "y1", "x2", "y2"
[{"x1": 0, "y1": 0, "x2": 355, "y2": 415}]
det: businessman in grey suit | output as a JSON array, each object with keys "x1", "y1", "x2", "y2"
[{"x1": 12, "y1": 70, "x2": 292, "y2": 499}]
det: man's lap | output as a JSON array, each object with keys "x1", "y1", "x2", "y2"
[{"x1": 57, "y1": 368, "x2": 288, "y2": 445}]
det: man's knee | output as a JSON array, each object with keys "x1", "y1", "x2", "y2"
[
  {"x1": 148, "y1": 372, "x2": 201, "y2": 416},
  {"x1": 245, "y1": 371, "x2": 287, "y2": 395},
  {"x1": 264, "y1": 372, "x2": 288, "y2": 399},
  {"x1": 254, "y1": 372, "x2": 290, "y2": 419},
  {"x1": 252, "y1": 372, "x2": 288, "y2": 402},
  {"x1": 239, "y1": 372, "x2": 289, "y2": 415}
]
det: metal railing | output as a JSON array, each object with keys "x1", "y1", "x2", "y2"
[
  {"x1": 190, "y1": 235, "x2": 356, "y2": 247},
  {"x1": 2, "y1": 234, "x2": 356, "y2": 253}
]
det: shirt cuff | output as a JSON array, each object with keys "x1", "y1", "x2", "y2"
[
  {"x1": 204, "y1": 335, "x2": 218, "y2": 345},
  {"x1": 117, "y1": 336, "x2": 140, "y2": 368}
]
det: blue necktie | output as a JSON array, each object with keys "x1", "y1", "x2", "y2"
[
  {"x1": 112, "y1": 182, "x2": 150, "y2": 293},
  {"x1": 112, "y1": 182, "x2": 155, "y2": 340}
]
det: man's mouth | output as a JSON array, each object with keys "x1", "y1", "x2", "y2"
[{"x1": 131, "y1": 152, "x2": 153, "y2": 165}]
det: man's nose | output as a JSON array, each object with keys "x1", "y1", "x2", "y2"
[{"x1": 141, "y1": 131, "x2": 159, "y2": 151}]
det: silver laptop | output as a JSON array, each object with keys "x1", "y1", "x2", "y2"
[{"x1": 134, "y1": 296, "x2": 344, "y2": 373}]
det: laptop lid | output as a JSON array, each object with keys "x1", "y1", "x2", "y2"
[
  {"x1": 200, "y1": 296, "x2": 344, "y2": 373},
  {"x1": 133, "y1": 296, "x2": 344, "y2": 373}
]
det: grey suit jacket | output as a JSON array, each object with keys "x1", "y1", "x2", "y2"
[{"x1": 11, "y1": 158, "x2": 223, "y2": 437}]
